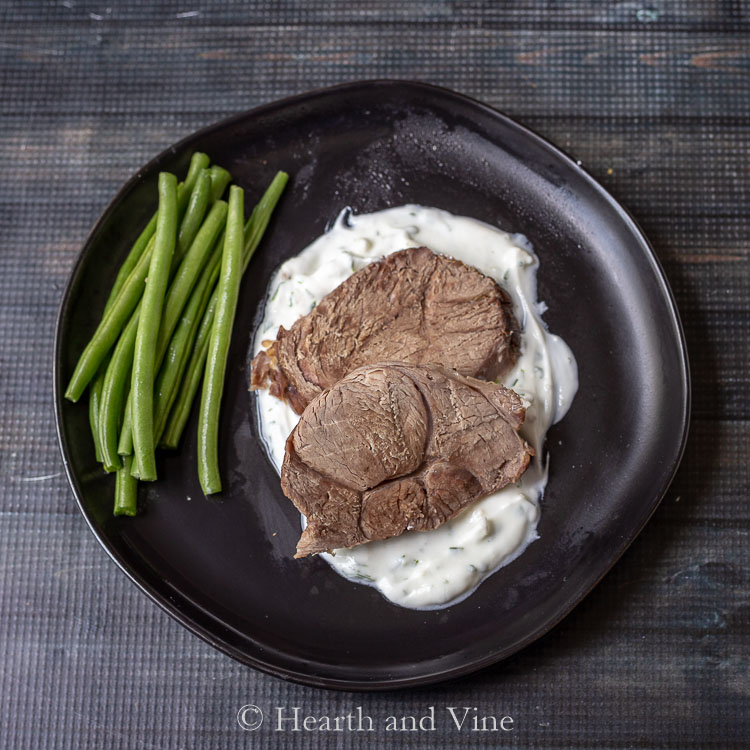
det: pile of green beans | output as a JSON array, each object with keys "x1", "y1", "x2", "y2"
[{"x1": 65, "y1": 152, "x2": 289, "y2": 514}]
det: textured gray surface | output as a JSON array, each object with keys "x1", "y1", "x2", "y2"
[{"x1": 1, "y1": 1, "x2": 749, "y2": 748}]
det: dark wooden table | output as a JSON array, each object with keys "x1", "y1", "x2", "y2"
[{"x1": 2, "y1": 2, "x2": 748, "y2": 748}]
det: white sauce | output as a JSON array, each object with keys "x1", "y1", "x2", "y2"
[{"x1": 253, "y1": 205, "x2": 578, "y2": 609}]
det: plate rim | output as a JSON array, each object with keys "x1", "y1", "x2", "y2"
[{"x1": 53, "y1": 79, "x2": 691, "y2": 690}]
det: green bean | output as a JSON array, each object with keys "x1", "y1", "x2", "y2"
[
  {"x1": 89, "y1": 351, "x2": 114, "y2": 466},
  {"x1": 174, "y1": 169, "x2": 211, "y2": 266},
  {"x1": 114, "y1": 454, "x2": 138, "y2": 516},
  {"x1": 208, "y1": 165, "x2": 232, "y2": 202},
  {"x1": 109, "y1": 216, "x2": 157, "y2": 303},
  {"x1": 98, "y1": 307, "x2": 139, "y2": 471},
  {"x1": 159, "y1": 289, "x2": 216, "y2": 450},
  {"x1": 88, "y1": 371, "x2": 105, "y2": 463},
  {"x1": 108, "y1": 152, "x2": 208, "y2": 302},
  {"x1": 160, "y1": 171, "x2": 289, "y2": 449},
  {"x1": 87, "y1": 218, "x2": 152, "y2": 462},
  {"x1": 158, "y1": 199, "x2": 227, "y2": 359},
  {"x1": 240, "y1": 171, "x2": 289, "y2": 268},
  {"x1": 118, "y1": 199, "x2": 227, "y2": 466},
  {"x1": 179, "y1": 153, "x2": 210, "y2": 202},
  {"x1": 67, "y1": 155, "x2": 209, "y2": 405},
  {"x1": 118, "y1": 399, "x2": 133, "y2": 457},
  {"x1": 123, "y1": 169, "x2": 217, "y2": 470},
  {"x1": 153, "y1": 234, "x2": 224, "y2": 444},
  {"x1": 197, "y1": 185, "x2": 244, "y2": 495},
  {"x1": 131, "y1": 172, "x2": 178, "y2": 481},
  {"x1": 65, "y1": 234, "x2": 155, "y2": 403}
]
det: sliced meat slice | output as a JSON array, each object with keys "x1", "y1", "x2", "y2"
[
  {"x1": 251, "y1": 246, "x2": 519, "y2": 414},
  {"x1": 280, "y1": 362, "x2": 533, "y2": 557}
]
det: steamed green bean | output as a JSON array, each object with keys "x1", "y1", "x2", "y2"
[
  {"x1": 197, "y1": 186, "x2": 244, "y2": 495},
  {"x1": 131, "y1": 173, "x2": 178, "y2": 481}
]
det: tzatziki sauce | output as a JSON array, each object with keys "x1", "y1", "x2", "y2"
[{"x1": 253, "y1": 205, "x2": 578, "y2": 609}]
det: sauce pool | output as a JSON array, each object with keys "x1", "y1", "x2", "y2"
[{"x1": 253, "y1": 205, "x2": 578, "y2": 609}]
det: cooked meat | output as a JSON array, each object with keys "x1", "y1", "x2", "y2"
[
  {"x1": 251, "y1": 246, "x2": 519, "y2": 414},
  {"x1": 281, "y1": 362, "x2": 533, "y2": 557}
]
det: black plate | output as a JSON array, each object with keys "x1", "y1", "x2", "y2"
[{"x1": 54, "y1": 81, "x2": 689, "y2": 690}]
